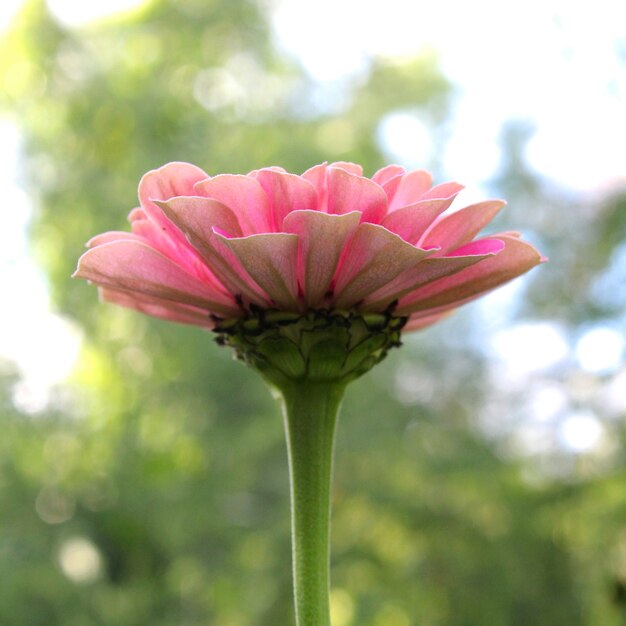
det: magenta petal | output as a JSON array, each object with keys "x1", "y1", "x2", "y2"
[
  {"x1": 397, "y1": 236, "x2": 543, "y2": 315},
  {"x1": 333, "y1": 223, "x2": 433, "y2": 308},
  {"x1": 283, "y1": 210, "x2": 361, "y2": 308},
  {"x1": 215, "y1": 232, "x2": 300, "y2": 309},
  {"x1": 388, "y1": 170, "x2": 433, "y2": 211},
  {"x1": 193, "y1": 174, "x2": 273, "y2": 235},
  {"x1": 74, "y1": 240, "x2": 238, "y2": 315},
  {"x1": 420, "y1": 199, "x2": 505, "y2": 253},
  {"x1": 100, "y1": 288, "x2": 215, "y2": 327},
  {"x1": 327, "y1": 168, "x2": 388, "y2": 224},
  {"x1": 381, "y1": 195, "x2": 459, "y2": 244},
  {"x1": 448, "y1": 238, "x2": 505, "y2": 256},
  {"x1": 254, "y1": 170, "x2": 318, "y2": 229},
  {"x1": 372, "y1": 164, "x2": 405, "y2": 187}
]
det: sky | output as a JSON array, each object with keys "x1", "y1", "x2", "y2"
[{"x1": 1, "y1": 0, "x2": 625, "y2": 453}]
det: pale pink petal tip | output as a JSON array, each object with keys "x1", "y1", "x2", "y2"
[{"x1": 76, "y1": 161, "x2": 545, "y2": 334}]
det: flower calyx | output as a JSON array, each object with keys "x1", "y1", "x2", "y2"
[{"x1": 214, "y1": 308, "x2": 407, "y2": 388}]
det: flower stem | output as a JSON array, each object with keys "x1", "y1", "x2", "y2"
[{"x1": 279, "y1": 381, "x2": 346, "y2": 626}]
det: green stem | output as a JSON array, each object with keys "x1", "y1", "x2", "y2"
[{"x1": 279, "y1": 381, "x2": 346, "y2": 626}]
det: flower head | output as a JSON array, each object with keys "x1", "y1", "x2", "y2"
[
  {"x1": 73, "y1": 160, "x2": 545, "y2": 623},
  {"x1": 75, "y1": 160, "x2": 543, "y2": 334}
]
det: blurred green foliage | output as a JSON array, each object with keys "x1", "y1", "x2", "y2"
[{"x1": 2, "y1": 1, "x2": 626, "y2": 625}]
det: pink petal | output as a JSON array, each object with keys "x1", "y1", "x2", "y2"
[
  {"x1": 153, "y1": 197, "x2": 270, "y2": 307},
  {"x1": 372, "y1": 164, "x2": 405, "y2": 186},
  {"x1": 100, "y1": 288, "x2": 215, "y2": 327},
  {"x1": 138, "y1": 162, "x2": 209, "y2": 225},
  {"x1": 362, "y1": 241, "x2": 502, "y2": 311},
  {"x1": 328, "y1": 161, "x2": 363, "y2": 177},
  {"x1": 302, "y1": 162, "x2": 329, "y2": 212},
  {"x1": 127, "y1": 207, "x2": 145, "y2": 222},
  {"x1": 136, "y1": 163, "x2": 215, "y2": 274},
  {"x1": 497, "y1": 230, "x2": 522, "y2": 238},
  {"x1": 156, "y1": 196, "x2": 242, "y2": 238},
  {"x1": 87, "y1": 231, "x2": 143, "y2": 248},
  {"x1": 419, "y1": 199, "x2": 505, "y2": 253},
  {"x1": 129, "y1": 211, "x2": 224, "y2": 290},
  {"x1": 302, "y1": 162, "x2": 326, "y2": 185},
  {"x1": 381, "y1": 195, "x2": 459, "y2": 245},
  {"x1": 333, "y1": 223, "x2": 433, "y2": 308},
  {"x1": 283, "y1": 210, "x2": 361, "y2": 308},
  {"x1": 327, "y1": 167, "x2": 388, "y2": 224},
  {"x1": 254, "y1": 169, "x2": 318, "y2": 229},
  {"x1": 215, "y1": 232, "x2": 300, "y2": 309},
  {"x1": 380, "y1": 174, "x2": 403, "y2": 202},
  {"x1": 404, "y1": 311, "x2": 453, "y2": 332},
  {"x1": 74, "y1": 240, "x2": 239, "y2": 316},
  {"x1": 388, "y1": 170, "x2": 433, "y2": 210},
  {"x1": 397, "y1": 235, "x2": 543, "y2": 315},
  {"x1": 419, "y1": 182, "x2": 464, "y2": 201},
  {"x1": 194, "y1": 174, "x2": 272, "y2": 235},
  {"x1": 247, "y1": 166, "x2": 287, "y2": 177}
]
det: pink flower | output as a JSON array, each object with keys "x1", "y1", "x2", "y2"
[{"x1": 74, "y1": 161, "x2": 544, "y2": 332}]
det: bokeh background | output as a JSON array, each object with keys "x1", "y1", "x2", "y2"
[{"x1": 1, "y1": 0, "x2": 626, "y2": 624}]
